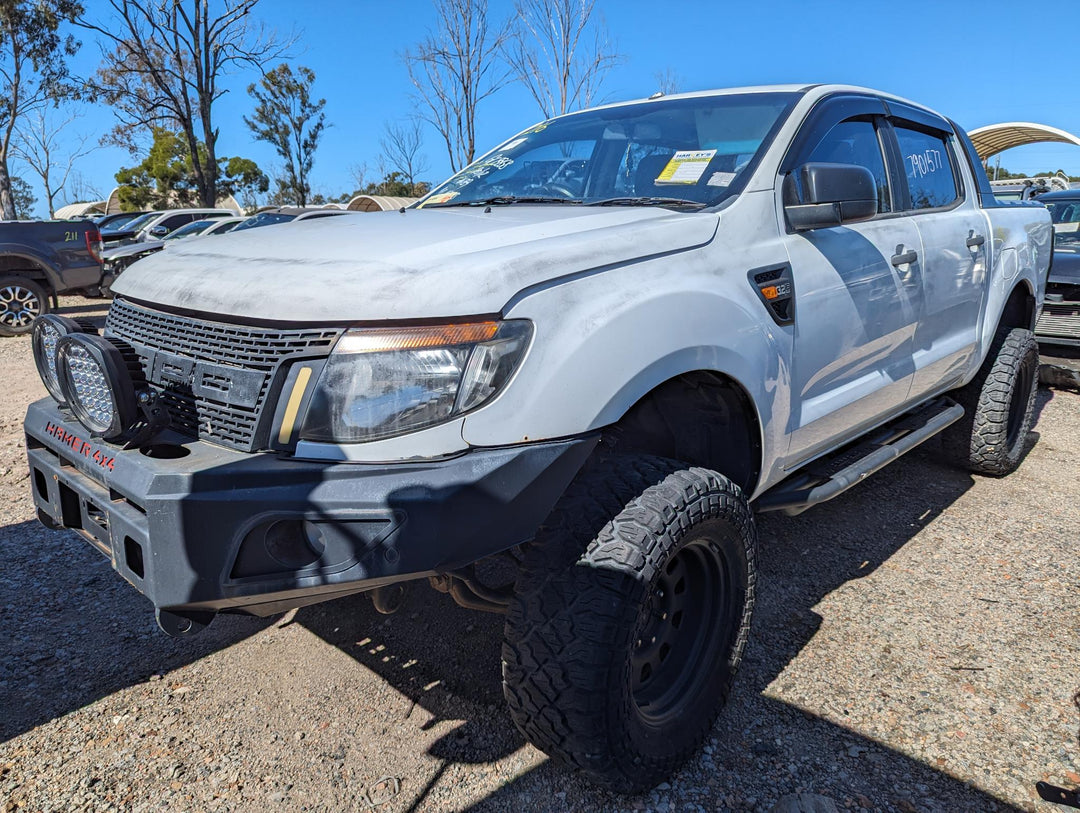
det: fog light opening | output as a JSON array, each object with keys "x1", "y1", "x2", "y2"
[
  {"x1": 33, "y1": 468, "x2": 48, "y2": 500},
  {"x1": 124, "y1": 536, "x2": 145, "y2": 579},
  {"x1": 263, "y1": 519, "x2": 325, "y2": 569}
]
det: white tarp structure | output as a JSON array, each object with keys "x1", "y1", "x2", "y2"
[
  {"x1": 53, "y1": 201, "x2": 107, "y2": 219},
  {"x1": 346, "y1": 195, "x2": 419, "y2": 212},
  {"x1": 969, "y1": 122, "x2": 1080, "y2": 161}
]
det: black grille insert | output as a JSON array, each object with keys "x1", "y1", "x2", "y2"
[{"x1": 105, "y1": 298, "x2": 342, "y2": 451}]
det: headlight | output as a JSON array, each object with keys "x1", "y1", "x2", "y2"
[
  {"x1": 55, "y1": 333, "x2": 140, "y2": 440},
  {"x1": 32, "y1": 315, "x2": 92, "y2": 405},
  {"x1": 300, "y1": 320, "x2": 532, "y2": 443}
]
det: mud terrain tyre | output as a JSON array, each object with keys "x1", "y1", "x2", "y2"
[
  {"x1": 943, "y1": 327, "x2": 1039, "y2": 476},
  {"x1": 0, "y1": 276, "x2": 49, "y2": 336},
  {"x1": 501, "y1": 455, "x2": 756, "y2": 792}
]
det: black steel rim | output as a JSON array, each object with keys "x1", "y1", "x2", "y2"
[
  {"x1": 631, "y1": 529, "x2": 738, "y2": 726},
  {"x1": 1005, "y1": 353, "x2": 1035, "y2": 449}
]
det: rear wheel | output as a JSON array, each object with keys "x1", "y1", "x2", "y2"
[
  {"x1": 501, "y1": 455, "x2": 756, "y2": 791},
  {"x1": 0, "y1": 276, "x2": 49, "y2": 336},
  {"x1": 943, "y1": 326, "x2": 1039, "y2": 476}
]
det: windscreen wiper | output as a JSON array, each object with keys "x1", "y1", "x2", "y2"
[
  {"x1": 590, "y1": 196, "x2": 707, "y2": 208},
  {"x1": 425, "y1": 195, "x2": 583, "y2": 208}
]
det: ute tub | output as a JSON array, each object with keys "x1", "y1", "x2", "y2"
[{"x1": 24, "y1": 399, "x2": 595, "y2": 623}]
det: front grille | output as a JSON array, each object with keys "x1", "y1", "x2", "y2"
[
  {"x1": 1037, "y1": 300, "x2": 1080, "y2": 341},
  {"x1": 106, "y1": 298, "x2": 342, "y2": 451}
]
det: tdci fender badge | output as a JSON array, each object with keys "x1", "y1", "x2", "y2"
[{"x1": 43, "y1": 422, "x2": 116, "y2": 472}]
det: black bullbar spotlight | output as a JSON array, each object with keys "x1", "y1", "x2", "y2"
[
  {"x1": 31, "y1": 314, "x2": 95, "y2": 406},
  {"x1": 55, "y1": 332, "x2": 140, "y2": 440}
]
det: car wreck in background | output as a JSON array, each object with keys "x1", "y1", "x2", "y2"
[{"x1": 1034, "y1": 189, "x2": 1080, "y2": 388}]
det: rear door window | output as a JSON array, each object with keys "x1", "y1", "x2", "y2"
[{"x1": 894, "y1": 125, "x2": 960, "y2": 210}]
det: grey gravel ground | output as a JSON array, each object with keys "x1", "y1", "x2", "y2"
[{"x1": 1, "y1": 296, "x2": 1078, "y2": 813}]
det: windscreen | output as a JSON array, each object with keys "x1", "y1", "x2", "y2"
[
  {"x1": 420, "y1": 92, "x2": 799, "y2": 209},
  {"x1": 107, "y1": 212, "x2": 155, "y2": 234},
  {"x1": 231, "y1": 212, "x2": 297, "y2": 232},
  {"x1": 98, "y1": 212, "x2": 142, "y2": 230},
  {"x1": 1043, "y1": 198, "x2": 1080, "y2": 248},
  {"x1": 164, "y1": 219, "x2": 215, "y2": 240}
]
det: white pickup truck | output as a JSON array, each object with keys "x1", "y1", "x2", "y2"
[{"x1": 24, "y1": 84, "x2": 1051, "y2": 791}]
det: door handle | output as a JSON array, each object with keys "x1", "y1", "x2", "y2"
[
  {"x1": 891, "y1": 249, "x2": 918, "y2": 267},
  {"x1": 966, "y1": 233, "x2": 985, "y2": 248}
]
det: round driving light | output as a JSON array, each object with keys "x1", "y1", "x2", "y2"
[
  {"x1": 32, "y1": 315, "x2": 87, "y2": 405},
  {"x1": 55, "y1": 333, "x2": 139, "y2": 440}
]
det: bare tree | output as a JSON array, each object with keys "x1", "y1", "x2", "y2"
[
  {"x1": 348, "y1": 161, "x2": 369, "y2": 193},
  {"x1": 404, "y1": 0, "x2": 512, "y2": 173},
  {"x1": 78, "y1": 0, "x2": 291, "y2": 208},
  {"x1": 0, "y1": 0, "x2": 81, "y2": 219},
  {"x1": 654, "y1": 67, "x2": 681, "y2": 95},
  {"x1": 505, "y1": 0, "x2": 621, "y2": 119},
  {"x1": 380, "y1": 119, "x2": 429, "y2": 186},
  {"x1": 63, "y1": 170, "x2": 102, "y2": 205},
  {"x1": 13, "y1": 107, "x2": 94, "y2": 217}
]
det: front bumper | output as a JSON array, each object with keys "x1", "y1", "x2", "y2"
[{"x1": 25, "y1": 399, "x2": 595, "y2": 621}]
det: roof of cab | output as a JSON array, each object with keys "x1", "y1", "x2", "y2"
[{"x1": 546, "y1": 83, "x2": 949, "y2": 129}]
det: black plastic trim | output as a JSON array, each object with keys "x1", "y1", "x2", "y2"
[{"x1": 25, "y1": 399, "x2": 599, "y2": 618}]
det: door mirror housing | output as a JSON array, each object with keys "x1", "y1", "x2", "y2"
[
  {"x1": 149, "y1": 224, "x2": 169, "y2": 237},
  {"x1": 784, "y1": 163, "x2": 878, "y2": 231}
]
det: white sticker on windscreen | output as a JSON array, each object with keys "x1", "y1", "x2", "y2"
[{"x1": 707, "y1": 171, "x2": 737, "y2": 187}]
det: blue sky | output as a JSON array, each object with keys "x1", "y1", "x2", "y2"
[{"x1": 24, "y1": 0, "x2": 1080, "y2": 216}]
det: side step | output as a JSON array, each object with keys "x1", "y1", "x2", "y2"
[{"x1": 755, "y1": 397, "x2": 964, "y2": 516}]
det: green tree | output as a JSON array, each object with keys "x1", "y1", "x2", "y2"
[
  {"x1": 81, "y1": 0, "x2": 290, "y2": 208},
  {"x1": 245, "y1": 64, "x2": 326, "y2": 208},
  {"x1": 366, "y1": 171, "x2": 429, "y2": 198},
  {"x1": 219, "y1": 156, "x2": 268, "y2": 213},
  {"x1": 114, "y1": 127, "x2": 197, "y2": 210},
  {"x1": 115, "y1": 126, "x2": 267, "y2": 212},
  {"x1": 10, "y1": 174, "x2": 35, "y2": 218},
  {"x1": 0, "y1": 0, "x2": 82, "y2": 219}
]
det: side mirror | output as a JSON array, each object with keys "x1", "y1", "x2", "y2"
[
  {"x1": 149, "y1": 224, "x2": 169, "y2": 237},
  {"x1": 784, "y1": 163, "x2": 878, "y2": 231}
]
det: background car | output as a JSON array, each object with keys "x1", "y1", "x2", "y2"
[
  {"x1": 100, "y1": 208, "x2": 236, "y2": 246},
  {"x1": 229, "y1": 207, "x2": 351, "y2": 232},
  {"x1": 1032, "y1": 189, "x2": 1080, "y2": 387},
  {"x1": 100, "y1": 216, "x2": 244, "y2": 295},
  {"x1": 93, "y1": 211, "x2": 149, "y2": 232}
]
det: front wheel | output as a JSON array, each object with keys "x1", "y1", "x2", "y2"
[
  {"x1": 501, "y1": 456, "x2": 756, "y2": 792},
  {"x1": 0, "y1": 276, "x2": 49, "y2": 336}
]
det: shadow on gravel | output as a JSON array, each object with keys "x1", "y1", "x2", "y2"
[
  {"x1": 299, "y1": 430, "x2": 1045, "y2": 812},
  {"x1": 0, "y1": 520, "x2": 270, "y2": 744}
]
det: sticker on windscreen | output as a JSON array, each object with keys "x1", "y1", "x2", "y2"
[
  {"x1": 656, "y1": 149, "x2": 716, "y2": 184},
  {"x1": 446, "y1": 155, "x2": 515, "y2": 191},
  {"x1": 707, "y1": 171, "x2": 737, "y2": 187},
  {"x1": 421, "y1": 192, "x2": 459, "y2": 207}
]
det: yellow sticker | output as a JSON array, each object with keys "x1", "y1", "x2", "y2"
[
  {"x1": 420, "y1": 191, "x2": 459, "y2": 207},
  {"x1": 656, "y1": 149, "x2": 717, "y2": 185}
]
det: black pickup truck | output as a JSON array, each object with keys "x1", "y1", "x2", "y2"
[{"x1": 0, "y1": 220, "x2": 103, "y2": 336}]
